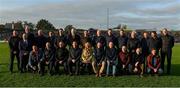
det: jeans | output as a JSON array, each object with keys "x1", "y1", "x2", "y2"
[{"x1": 106, "y1": 60, "x2": 116, "y2": 75}]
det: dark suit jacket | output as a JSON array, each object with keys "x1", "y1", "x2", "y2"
[
  {"x1": 19, "y1": 40, "x2": 32, "y2": 56},
  {"x1": 8, "y1": 36, "x2": 21, "y2": 52}
]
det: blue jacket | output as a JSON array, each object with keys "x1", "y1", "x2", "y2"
[{"x1": 28, "y1": 50, "x2": 44, "y2": 67}]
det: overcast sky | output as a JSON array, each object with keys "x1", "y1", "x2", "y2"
[{"x1": 0, "y1": 0, "x2": 180, "y2": 30}]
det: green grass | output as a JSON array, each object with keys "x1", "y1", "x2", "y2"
[{"x1": 0, "y1": 43, "x2": 180, "y2": 87}]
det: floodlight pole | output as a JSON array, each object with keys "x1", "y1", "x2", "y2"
[{"x1": 107, "y1": 8, "x2": 109, "y2": 29}]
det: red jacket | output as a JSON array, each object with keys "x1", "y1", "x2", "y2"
[
  {"x1": 118, "y1": 51, "x2": 130, "y2": 66},
  {"x1": 147, "y1": 54, "x2": 161, "y2": 69}
]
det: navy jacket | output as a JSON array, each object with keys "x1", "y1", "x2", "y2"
[
  {"x1": 106, "y1": 47, "x2": 117, "y2": 62},
  {"x1": 35, "y1": 35, "x2": 47, "y2": 50},
  {"x1": 26, "y1": 32, "x2": 35, "y2": 45},
  {"x1": 28, "y1": 50, "x2": 43, "y2": 67},
  {"x1": 117, "y1": 35, "x2": 128, "y2": 49},
  {"x1": 140, "y1": 37, "x2": 150, "y2": 55},
  {"x1": 94, "y1": 35, "x2": 106, "y2": 48},
  {"x1": 47, "y1": 36, "x2": 56, "y2": 49},
  {"x1": 106, "y1": 35, "x2": 117, "y2": 47},
  {"x1": 19, "y1": 40, "x2": 32, "y2": 56},
  {"x1": 8, "y1": 36, "x2": 21, "y2": 52},
  {"x1": 94, "y1": 47, "x2": 105, "y2": 63}
]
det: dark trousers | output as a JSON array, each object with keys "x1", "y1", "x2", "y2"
[
  {"x1": 130, "y1": 52, "x2": 136, "y2": 64},
  {"x1": 20, "y1": 54, "x2": 29, "y2": 72},
  {"x1": 161, "y1": 49, "x2": 172, "y2": 74},
  {"x1": 81, "y1": 63, "x2": 92, "y2": 74},
  {"x1": 130, "y1": 52, "x2": 136, "y2": 72},
  {"x1": 9, "y1": 51, "x2": 20, "y2": 72},
  {"x1": 54, "y1": 61, "x2": 68, "y2": 74},
  {"x1": 39, "y1": 60, "x2": 54, "y2": 75},
  {"x1": 118, "y1": 64, "x2": 130, "y2": 75},
  {"x1": 67, "y1": 60, "x2": 80, "y2": 75},
  {"x1": 142, "y1": 53, "x2": 148, "y2": 73}
]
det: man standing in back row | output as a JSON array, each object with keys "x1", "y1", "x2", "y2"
[
  {"x1": 24, "y1": 25, "x2": 35, "y2": 45},
  {"x1": 160, "y1": 28, "x2": 174, "y2": 75},
  {"x1": 8, "y1": 30, "x2": 21, "y2": 73},
  {"x1": 35, "y1": 30, "x2": 47, "y2": 51},
  {"x1": 117, "y1": 29, "x2": 128, "y2": 52},
  {"x1": 19, "y1": 33, "x2": 32, "y2": 73},
  {"x1": 127, "y1": 31, "x2": 140, "y2": 72}
]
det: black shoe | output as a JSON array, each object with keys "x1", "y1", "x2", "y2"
[
  {"x1": 106, "y1": 74, "x2": 109, "y2": 77},
  {"x1": 20, "y1": 70, "x2": 24, "y2": 73},
  {"x1": 58, "y1": 73, "x2": 61, "y2": 75},
  {"x1": 69, "y1": 73, "x2": 73, "y2": 76},
  {"x1": 167, "y1": 72, "x2": 171, "y2": 75},
  {"x1": 33, "y1": 71, "x2": 35, "y2": 74},
  {"x1": 155, "y1": 74, "x2": 159, "y2": 77},
  {"x1": 40, "y1": 73, "x2": 44, "y2": 76},
  {"x1": 10, "y1": 70, "x2": 13, "y2": 74},
  {"x1": 48, "y1": 72, "x2": 53, "y2": 76},
  {"x1": 75, "y1": 72, "x2": 79, "y2": 76},
  {"x1": 113, "y1": 74, "x2": 116, "y2": 77}
]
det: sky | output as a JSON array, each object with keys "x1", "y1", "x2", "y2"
[{"x1": 0, "y1": 0, "x2": 180, "y2": 30}]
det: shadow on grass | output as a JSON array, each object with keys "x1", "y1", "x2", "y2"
[
  {"x1": 0, "y1": 63, "x2": 9, "y2": 65},
  {"x1": 170, "y1": 64, "x2": 180, "y2": 76},
  {"x1": 0, "y1": 63, "x2": 20, "y2": 73}
]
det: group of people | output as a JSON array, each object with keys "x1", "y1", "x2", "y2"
[{"x1": 8, "y1": 26, "x2": 174, "y2": 77}]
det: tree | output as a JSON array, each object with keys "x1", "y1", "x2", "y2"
[
  {"x1": 36, "y1": 19, "x2": 55, "y2": 30},
  {"x1": 14, "y1": 21, "x2": 23, "y2": 30}
]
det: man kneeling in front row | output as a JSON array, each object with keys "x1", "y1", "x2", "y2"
[
  {"x1": 27, "y1": 45, "x2": 43, "y2": 73},
  {"x1": 147, "y1": 49, "x2": 163, "y2": 76}
]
